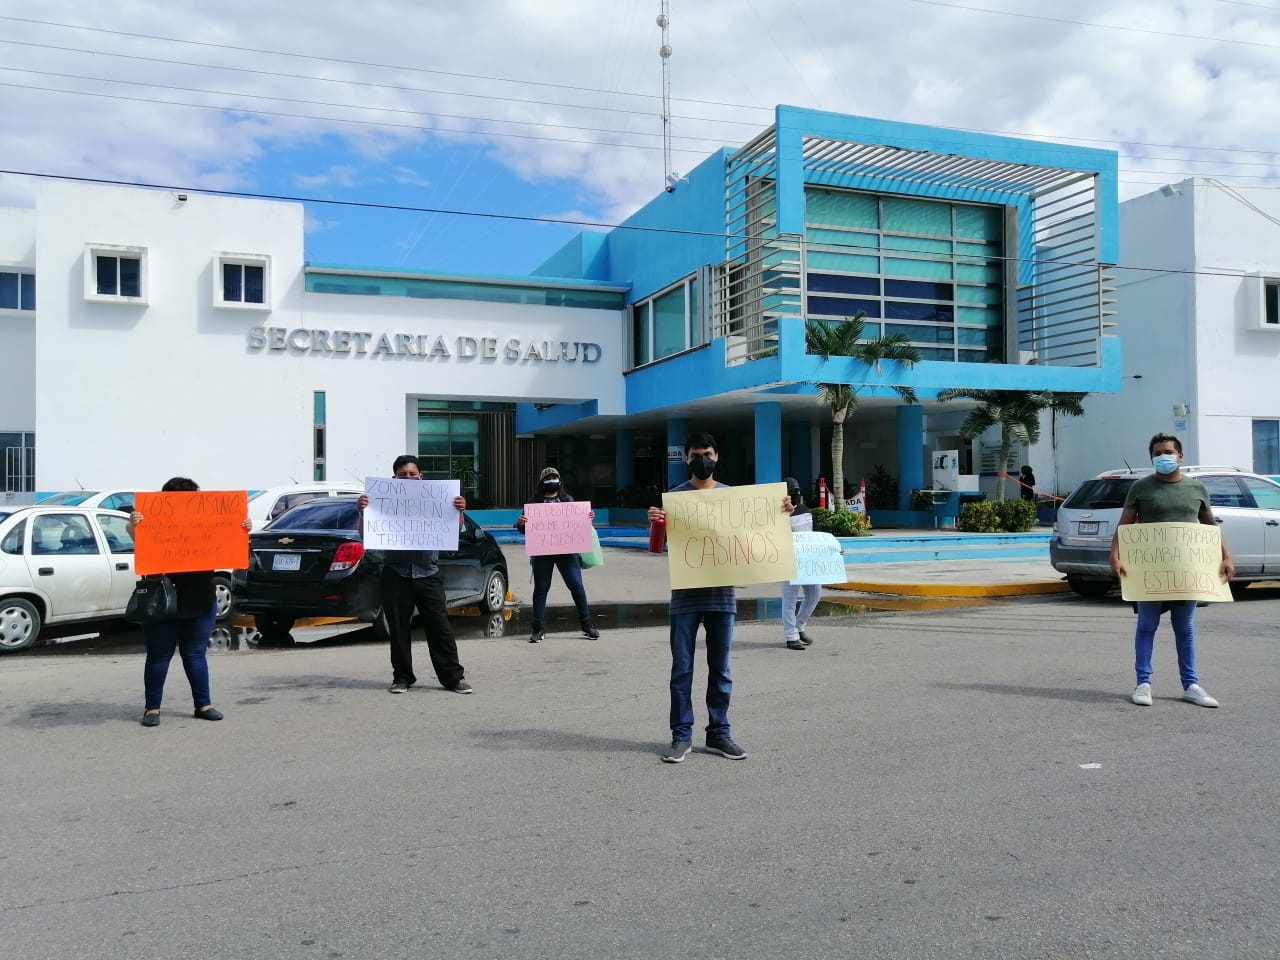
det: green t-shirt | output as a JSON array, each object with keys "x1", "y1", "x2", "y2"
[{"x1": 1122, "y1": 474, "x2": 1209, "y2": 523}]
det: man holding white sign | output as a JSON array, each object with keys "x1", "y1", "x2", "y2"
[
  {"x1": 780, "y1": 477, "x2": 824, "y2": 651},
  {"x1": 1109, "y1": 433, "x2": 1234, "y2": 709},
  {"x1": 358, "y1": 456, "x2": 472, "y2": 696}
]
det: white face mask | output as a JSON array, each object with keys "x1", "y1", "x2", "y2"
[{"x1": 1151, "y1": 453, "x2": 1179, "y2": 475}]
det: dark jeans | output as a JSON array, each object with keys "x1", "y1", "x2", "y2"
[
  {"x1": 381, "y1": 569, "x2": 465, "y2": 688},
  {"x1": 530, "y1": 553, "x2": 592, "y2": 629},
  {"x1": 669, "y1": 611, "x2": 735, "y2": 742},
  {"x1": 142, "y1": 603, "x2": 218, "y2": 711}
]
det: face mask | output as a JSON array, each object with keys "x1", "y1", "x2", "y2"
[
  {"x1": 689, "y1": 454, "x2": 716, "y2": 480},
  {"x1": 541, "y1": 479, "x2": 560, "y2": 493},
  {"x1": 1151, "y1": 454, "x2": 1179, "y2": 475}
]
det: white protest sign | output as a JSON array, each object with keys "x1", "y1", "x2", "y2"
[
  {"x1": 362, "y1": 477, "x2": 460, "y2": 551},
  {"x1": 790, "y1": 531, "x2": 847, "y2": 585}
]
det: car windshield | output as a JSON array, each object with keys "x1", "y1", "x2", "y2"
[
  {"x1": 1063, "y1": 478, "x2": 1137, "y2": 510},
  {"x1": 40, "y1": 491, "x2": 97, "y2": 506},
  {"x1": 265, "y1": 497, "x2": 360, "y2": 532}
]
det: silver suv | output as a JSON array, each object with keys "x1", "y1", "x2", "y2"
[{"x1": 1050, "y1": 466, "x2": 1280, "y2": 597}]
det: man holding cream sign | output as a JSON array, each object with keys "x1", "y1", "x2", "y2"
[
  {"x1": 648, "y1": 432, "x2": 795, "y2": 763},
  {"x1": 1109, "y1": 433, "x2": 1234, "y2": 709}
]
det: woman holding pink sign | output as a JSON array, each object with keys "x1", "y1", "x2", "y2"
[{"x1": 515, "y1": 467, "x2": 600, "y2": 644}]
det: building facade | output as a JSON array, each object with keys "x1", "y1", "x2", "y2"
[
  {"x1": 1055, "y1": 178, "x2": 1280, "y2": 491},
  {"x1": 2, "y1": 107, "x2": 1120, "y2": 508}
]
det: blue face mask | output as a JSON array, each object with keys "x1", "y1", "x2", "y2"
[{"x1": 1151, "y1": 453, "x2": 1179, "y2": 475}]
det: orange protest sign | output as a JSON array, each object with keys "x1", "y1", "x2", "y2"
[{"x1": 134, "y1": 491, "x2": 249, "y2": 575}]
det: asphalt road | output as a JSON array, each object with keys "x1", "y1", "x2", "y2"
[{"x1": 2, "y1": 559, "x2": 1278, "y2": 960}]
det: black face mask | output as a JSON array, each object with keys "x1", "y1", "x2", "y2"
[
  {"x1": 689, "y1": 455, "x2": 716, "y2": 480},
  {"x1": 541, "y1": 480, "x2": 560, "y2": 494}
]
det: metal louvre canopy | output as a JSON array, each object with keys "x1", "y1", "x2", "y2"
[{"x1": 800, "y1": 136, "x2": 1096, "y2": 198}]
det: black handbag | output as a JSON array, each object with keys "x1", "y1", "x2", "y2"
[{"x1": 124, "y1": 575, "x2": 179, "y2": 623}]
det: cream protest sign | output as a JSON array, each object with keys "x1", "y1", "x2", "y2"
[
  {"x1": 1117, "y1": 521, "x2": 1232, "y2": 602},
  {"x1": 790, "y1": 531, "x2": 846, "y2": 585},
  {"x1": 662, "y1": 482, "x2": 796, "y2": 589},
  {"x1": 362, "y1": 477, "x2": 461, "y2": 551}
]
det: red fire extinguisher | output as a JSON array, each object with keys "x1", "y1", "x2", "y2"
[
  {"x1": 818, "y1": 476, "x2": 828, "y2": 510},
  {"x1": 648, "y1": 513, "x2": 667, "y2": 553}
]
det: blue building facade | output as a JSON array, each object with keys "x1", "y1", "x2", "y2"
[{"x1": 521, "y1": 106, "x2": 1121, "y2": 508}]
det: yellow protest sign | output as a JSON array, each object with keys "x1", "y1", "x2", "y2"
[
  {"x1": 1117, "y1": 522, "x2": 1232, "y2": 602},
  {"x1": 662, "y1": 482, "x2": 797, "y2": 589}
]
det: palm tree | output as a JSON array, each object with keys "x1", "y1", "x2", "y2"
[
  {"x1": 805, "y1": 314, "x2": 921, "y2": 509},
  {"x1": 936, "y1": 389, "x2": 1086, "y2": 499}
]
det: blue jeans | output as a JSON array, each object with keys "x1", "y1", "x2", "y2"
[
  {"x1": 142, "y1": 603, "x2": 218, "y2": 710},
  {"x1": 530, "y1": 554, "x2": 592, "y2": 629},
  {"x1": 781, "y1": 582, "x2": 822, "y2": 641},
  {"x1": 1134, "y1": 600, "x2": 1198, "y2": 688},
  {"x1": 669, "y1": 611, "x2": 735, "y2": 741}
]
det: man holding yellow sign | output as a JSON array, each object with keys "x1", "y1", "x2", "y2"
[
  {"x1": 648, "y1": 432, "x2": 795, "y2": 763},
  {"x1": 1109, "y1": 434, "x2": 1234, "y2": 709}
]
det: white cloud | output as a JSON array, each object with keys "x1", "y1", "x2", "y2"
[{"x1": 2, "y1": 0, "x2": 1278, "y2": 222}]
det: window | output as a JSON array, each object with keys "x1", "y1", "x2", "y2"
[
  {"x1": 1240, "y1": 476, "x2": 1280, "y2": 509},
  {"x1": 97, "y1": 515, "x2": 134, "y2": 554},
  {"x1": 803, "y1": 187, "x2": 1006, "y2": 362},
  {"x1": 0, "y1": 271, "x2": 35, "y2": 310},
  {"x1": 32, "y1": 515, "x2": 99, "y2": 555},
  {"x1": 628, "y1": 273, "x2": 703, "y2": 370},
  {"x1": 1266, "y1": 280, "x2": 1278, "y2": 326},
  {"x1": 313, "y1": 391, "x2": 326, "y2": 481},
  {"x1": 85, "y1": 244, "x2": 147, "y2": 303},
  {"x1": 1, "y1": 518, "x2": 25, "y2": 554},
  {"x1": 1, "y1": 432, "x2": 34, "y2": 494},
  {"x1": 217, "y1": 254, "x2": 270, "y2": 309},
  {"x1": 1253, "y1": 420, "x2": 1279, "y2": 475},
  {"x1": 1202, "y1": 475, "x2": 1248, "y2": 509}
]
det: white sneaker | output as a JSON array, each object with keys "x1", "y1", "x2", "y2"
[
  {"x1": 1131, "y1": 683, "x2": 1153, "y2": 706},
  {"x1": 1182, "y1": 683, "x2": 1219, "y2": 708}
]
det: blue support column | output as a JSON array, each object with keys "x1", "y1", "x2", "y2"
[
  {"x1": 896, "y1": 404, "x2": 924, "y2": 510},
  {"x1": 666, "y1": 418, "x2": 689, "y2": 489},
  {"x1": 754, "y1": 403, "x2": 783, "y2": 483},
  {"x1": 615, "y1": 429, "x2": 634, "y2": 494},
  {"x1": 787, "y1": 420, "x2": 813, "y2": 490}
]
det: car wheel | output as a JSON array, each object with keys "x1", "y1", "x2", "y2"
[
  {"x1": 479, "y1": 568, "x2": 508, "y2": 613},
  {"x1": 212, "y1": 575, "x2": 234, "y2": 622},
  {"x1": 1067, "y1": 577, "x2": 1113, "y2": 598},
  {"x1": 1228, "y1": 581, "x2": 1252, "y2": 598},
  {"x1": 253, "y1": 613, "x2": 295, "y2": 642},
  {"x1": 0, "y1": 597, "x2": 42, "y2": 653}
]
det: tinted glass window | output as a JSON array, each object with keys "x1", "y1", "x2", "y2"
[
  {"x1": 1, "y1": 519, "x2": 25, "y2": 554},
  {"x1": 1063, "y1": 478, "x2": 1137, "y2": 510},
  {"x1": 97, "y1": 514, "x2": 135, "y2": 553},
  {"x1": 1241, "y1": 476, "x2": 1280, "y2": 510},
  {"x1": 266, "y1": 498, "x2": 360, "y2": 531},
  {"x1": 1201, "y1": 475, "x2": 1248, "y2": 508},
  {"x1": 33, "y1": 514, "x2": 99, "y2": 555}
]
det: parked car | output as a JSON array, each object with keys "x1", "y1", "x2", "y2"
[
  {"x1": 1050, "y1": 466, "x2": 1280, "y2": 597},
  {"x1": 39, "y1": 488, "x2": 138, "y2": 513},
  {"x1": 232, "y1": 496, "x2": 508, "y2": 640},
  {"x1": 246, "y1": 482, "x2": 365, "y2": 530},
  {"x1": 0, "y1": 505, "x2": 238, "y2": 652}
]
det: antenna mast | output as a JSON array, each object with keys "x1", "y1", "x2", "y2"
[{"x1": 658, "y1": 2, "x2": 679, "y2": 191}]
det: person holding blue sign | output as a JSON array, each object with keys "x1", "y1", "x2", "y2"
[
  {"x1": 781, "y1": 477, "x2": 822, "y2": 651},
  {"x1": 515, "y1": 467, "x2": 600, "y2": 644}
]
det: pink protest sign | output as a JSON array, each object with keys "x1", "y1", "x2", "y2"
[{"x1": 523, "y1": 500, "x2": 593, "y2": 556}]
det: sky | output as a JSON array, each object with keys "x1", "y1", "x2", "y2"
[{"x1": 1, "y1": 0, "x2": 1278, "y2": 276}]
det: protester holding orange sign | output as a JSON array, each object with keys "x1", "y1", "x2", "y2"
[{"x1": 129, "y1": 479, "x2": 250, "y2": 728}]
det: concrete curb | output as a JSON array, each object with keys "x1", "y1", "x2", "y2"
[{"x1": 828, "y1": 578, "x2": 1072, "y2": 599}]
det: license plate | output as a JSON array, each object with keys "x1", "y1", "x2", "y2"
[
  {"x1": 272, "y1": 553, "x2": 301, "y2": 571},
  {"x1": 1076, "y1": 521, "x2": 1099, "y2": 535}
]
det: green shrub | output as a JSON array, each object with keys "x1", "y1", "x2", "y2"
[
  {"x1": 865, "y1": 464, "x2": 898, "y2": 510},
  {"x1": 958, "y1": 498, "x2": 1037, "y2": 533},
  {"x1": 809, "y1": 507, "x2": 871, "y2": 537},
  {"x1": 909, "y1": 489, "x2": 934, "y2": 511}
]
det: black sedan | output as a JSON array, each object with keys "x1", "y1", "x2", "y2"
[{"x1": 232, "y1": 496, "x2": 508, "y2": 640}]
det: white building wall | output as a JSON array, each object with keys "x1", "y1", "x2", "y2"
[
  {"x1": 0, "y1": 206, "x2": 37, "y2": 433},
  {"x1": 28, "y1": 181, "x2": 625, "y2": 492}
]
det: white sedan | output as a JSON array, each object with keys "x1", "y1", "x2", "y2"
[{"x1": 0, "y1": 506, "x2": 232, "y2": 652}]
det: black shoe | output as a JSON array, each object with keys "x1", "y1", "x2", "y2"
[
  {"x1": 140, "y1": 712, "x2": 160, "y2": 727},
  {"x1": 194, "y1": 707, "x2": 224, "y2": 721},
  {"x1": 705, "y1": 737, "x2": 747, "y2": 759},
  {"x1": 798, "y1": 630, "x2": 813, "y2": 646},
  {"x1": 582, "y1": 621, "x2": 600, "y2": 640},
  {"x1": 786, "y1": 641, "x2": 806, "y2": 650},
  {"x1": 529, "y1": 629, "x2": 544, "y2": 644},
  {"x1": 388, "y1": 681, "x2": 410, "y2": 694},
  {"x1": 661, "y1": 739, "x2": 692, "y2": 763}
]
